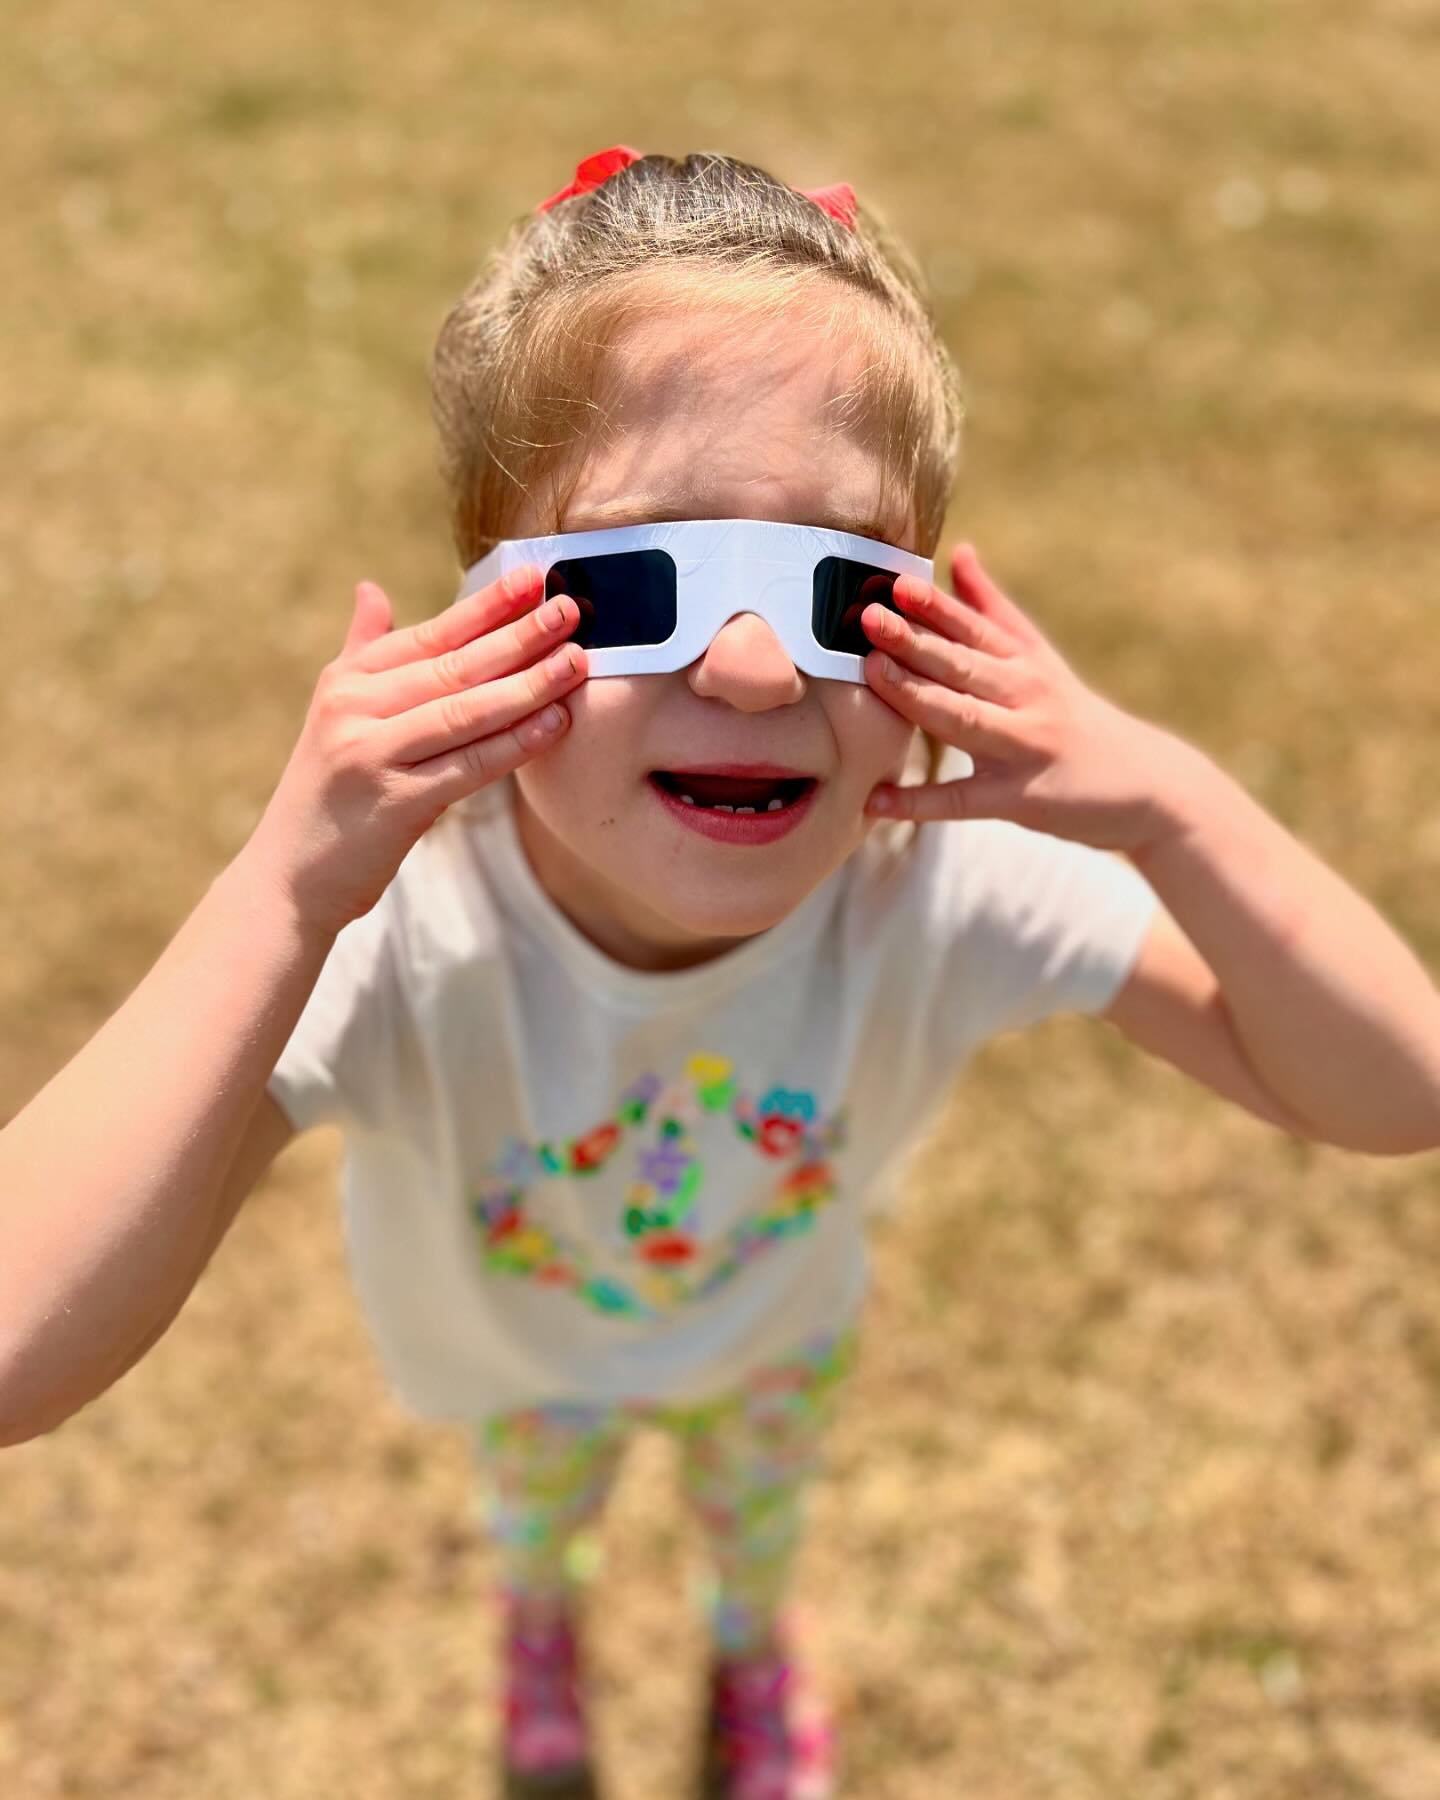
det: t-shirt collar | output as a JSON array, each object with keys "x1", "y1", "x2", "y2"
[{"x1": 473, "y1": 776, "x2": 846, "y2": 1010}]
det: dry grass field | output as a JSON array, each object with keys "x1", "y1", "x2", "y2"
[{"x1": 4, "y1": 0, "x2": 1440, "y2": 1794}]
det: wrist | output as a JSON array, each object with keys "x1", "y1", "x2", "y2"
[
  {"x1": 1124, "y1": 730, "x2": 1229, "y2": 872},
  {"x1": 217, "y1": 840, "x2": 341, "y2": 957}
]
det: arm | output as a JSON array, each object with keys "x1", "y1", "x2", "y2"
[
  {"x1": 0, "y1": 559, "x2": 591, "y2": 1445},
  {"x1": 856, "y1": 542, "x2": 1440, "y2": 1157},
  {"x1": 1096, "y1": 901, "x2": 1320, "y2": 1140},
  {"x1": 0, "y1": 852, "x2": 325, "y2": 1445},
  {"x1": 1112, "y1": 740, "x2": 1440, "y2": 1156}
]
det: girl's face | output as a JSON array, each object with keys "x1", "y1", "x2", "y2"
[{"x1": 509, "y1": 302, "x2": 922, "y2": 972}]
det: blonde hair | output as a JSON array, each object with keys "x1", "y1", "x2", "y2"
[{"x1": 428, "y1": 150, "x2": 967, "y2": 783}]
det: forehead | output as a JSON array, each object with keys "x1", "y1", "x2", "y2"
[
  {"x1": 601, "y1": 294, "x2": 864, "y2": 415},
  {"x1": 536, "y1": 296, "x2": 913, "y2": 547}
]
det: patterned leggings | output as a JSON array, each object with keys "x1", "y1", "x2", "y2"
[{"x1": 472, "y1": 1326, "x2": 858, "y2": 1657}]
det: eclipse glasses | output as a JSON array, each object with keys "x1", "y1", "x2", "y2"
[{"x1": 457, "y1": 519, "x2": 936, "y2": 684}]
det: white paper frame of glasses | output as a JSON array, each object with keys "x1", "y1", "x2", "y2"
[{"x1": 456, "y1": 518, "x2": 937, "y2": 684}]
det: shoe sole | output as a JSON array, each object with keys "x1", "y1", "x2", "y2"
[
  {"x1": 699, "y1": 1736, "x2": 835, "y2": 1800},
  {"x1": 698, "y1": 1735, "x2": 727, "y2": 1800},
  {"x1": 698, "y1": 1619, "x2": 836, "y2": 1800},
  {"x1": 502, "y1": 1765, "x2": 601, "y2": 1800},
  {"x1": 500, "y1": 1584, "x2": 599, "y2": 1800}
]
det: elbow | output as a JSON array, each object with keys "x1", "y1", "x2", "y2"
[
  {"x1": 1355, "y1": 1122, "x2": 1440, "y2": 1159},
  {"x1": 0, "y1": 1382, "x2": 80, "y2": 1447},
  {"x1": 0, "y1": 1353, "x2": 30, "y2": 1446},
  {"x1": 1263, "y1": 1055, "x2": 1440, "y2": 1159},
  {"x1": 0, "y1": 1314, "x2": 174, "y2": 1447},
  {"x1": 1292, "y1": 1110, "x2": 1440, "y2": 1159},
  {"x1": 1357, "y1": 1020, "x2": 1440, "y2": 1156},
  {"x1": 0, "y1": 1341, "x2": 79, "y2": 1448},
  {"x1": 0, "y1": 1415, "x2": 60, "y2": 1449},
  {"x1": 0, "y1": 1393, "x2": 66, "y2": 1448},
  {"x1": 1329, "y1": 1073, "x2": 1440, "y2": 1156}
]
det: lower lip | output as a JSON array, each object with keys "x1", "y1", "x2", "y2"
[{"x1": 647, "y1": 777, "x2": 819, "y2": 845}]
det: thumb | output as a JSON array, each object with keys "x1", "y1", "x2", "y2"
[
  {"x1": 867, "y1": 772, "x2": 1023, "y2": 824},
  {"x1": 939, "y1": 771, "x2": 1025, "y2": 821},
  {"x1": 342, "y1": 580, "x2": 393, "y2": 655}
]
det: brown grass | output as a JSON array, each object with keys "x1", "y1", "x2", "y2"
[{"x1": 3, "y1": 0, "x2": 1440, "y2": 1794}]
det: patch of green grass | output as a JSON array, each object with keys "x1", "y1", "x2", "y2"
[
  {"x1": 1309, "y1": 1408, "x2": 1355, "y2": 1470},
  {"x1": 349, "y1": 1544, "x2": 399, "y2": 1591},
  {"x1": 250, "y1": 1661, "x2": 288, "y2": 1709},
  {"x1": 1183, "y1": 1616, "x2": 1298, "y2": 1673},
  {"x1": 1145, "y1": 1722, "x2": 1188, "y2": 1771},
  {"x1": 199, "y1": 76, "x2": 352, "y2": 137},
  {"x1": 990, "y1": 89, "x2": 1052, "y2": 131}
]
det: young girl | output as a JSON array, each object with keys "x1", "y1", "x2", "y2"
[{"x1": 3, "y1": 147, "x2": 1437, "y2": 1800}]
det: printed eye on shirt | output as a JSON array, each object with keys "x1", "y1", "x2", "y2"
[{"x1": 469, "y1": 1052, "x2": 849, "y2": 1321}]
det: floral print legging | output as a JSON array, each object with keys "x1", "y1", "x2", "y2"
[{"x1": 472, "y1": 1325, "x2": 858, "y2": 1657}]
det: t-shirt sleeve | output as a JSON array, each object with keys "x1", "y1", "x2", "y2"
[
  {"x1": 265, "y1": 893, "x2": 419, "y2": 1135},
  {"x1": 937, "y1": 819, "x2": 1161, "y2": 1049}
]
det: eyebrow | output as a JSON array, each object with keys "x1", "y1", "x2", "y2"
[{"x1": 562, "y1": 499, "x2": 905, "y2": 547}]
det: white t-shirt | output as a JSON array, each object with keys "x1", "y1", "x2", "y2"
[{"x1": 266, "y1": 774, "x2": 1159, "y2": 1426}]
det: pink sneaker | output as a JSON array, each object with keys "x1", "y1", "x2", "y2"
[
  {"x1": 700, "y1": 1617, "x2": 835, "y2": 1800},
  {"x1": 499, "y1": 1593, "x2": 600, "y2": 1799}
]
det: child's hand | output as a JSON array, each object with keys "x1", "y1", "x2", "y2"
[
  {"x1": 860, "y1": 543, "x2": 1185, "y2": 854},
  {"x1": 247, "y1": 568, "x2": 586, "y2": 937}
]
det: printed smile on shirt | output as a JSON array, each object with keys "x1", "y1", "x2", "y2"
[{"x1": 505, "y1": 298, "x2": 922, "y2": 976}]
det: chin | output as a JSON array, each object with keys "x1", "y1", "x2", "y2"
[
  {"x1": 639, "y1": 847, "x2": 841, "y2": 944},
  {"x1": 516, "y1": 763, "x2": 862, "y2": 955}
]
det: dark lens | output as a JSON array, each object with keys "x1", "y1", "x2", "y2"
[
  {"x1": 544, "y1": 550, "x2": 676, "y2": 650},
  {"x1": 812, "y1": 558, "x2": 900, "y2": 656}
]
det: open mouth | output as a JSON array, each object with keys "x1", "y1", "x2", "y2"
[{"x1": 647, "y1": 771, "x2": 818, "y2": 814}]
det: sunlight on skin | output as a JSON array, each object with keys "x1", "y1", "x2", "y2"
[{"x1": 506, "y1": 302, "x2": 924, "y2": 972}]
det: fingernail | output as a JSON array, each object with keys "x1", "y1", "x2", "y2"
[
  {"x1": 507, "y1": 565, "x2": 541, "y2": 598},
  {"x1": 878, "y1": 655, "x2": 899, "y2": 682},
  {"x1": 868, "y1": 791, "x2": 895, "y2": 814},
  {"x1": 540, "y1": 599, "x2": 565, "y2": 630},
  {"x1": 531, "y1": 705, "x2": 564, "y2": 737}
]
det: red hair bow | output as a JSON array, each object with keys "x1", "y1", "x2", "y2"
[
  {"x1": 536, "y1": 145, "x2": 645, "y2": 212},
  {"x1": 796, "y1": 182, "x2": 858, "y2": 231},
  {"x1": 535, "y1": 145, "x2": 858, "y2": 232}
]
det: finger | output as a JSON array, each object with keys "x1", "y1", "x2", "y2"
[
  {"x1": 343, "y1": 580, "x2": 393, "y2": 655},
  {"x1": 865, "y1": 772, "x2": 1025, "y2": 823},
  {"x1": 351, "y1": 565, "x2": 546, "y2": 675},
  {"x1": 865, "y1": 650, "x2": 1018, "y2": 759},
  {"x1": 890, "y1": 572, "x2": 1017, "y2": 660},
  {"x1": 405, "y1": 698, "x2": 574, "y2": 813},
  {"x1": 375, "y1": 641, "x2": 587, "y2": 767},
  {"x1": 362, "y1": 591, "x2": 582, "y2": 720},
  {"x1": 860, "y1": 603, "x2": 1020, "y2": 706},
  {"x1": 949, "y1": 544, "x2": 1050, "y2": 650}
]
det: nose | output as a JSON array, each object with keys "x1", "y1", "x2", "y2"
[{"x1": 687, "y1": 611, "x2": 807, "y2": 712}]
